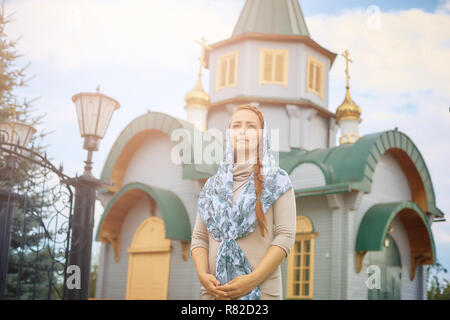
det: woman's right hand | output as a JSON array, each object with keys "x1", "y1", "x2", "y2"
[{"x1": 199, "y1": 273, "x2": 231, "y2": 300}]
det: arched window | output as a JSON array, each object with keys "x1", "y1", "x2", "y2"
[{"x1": 286, "y1": 215, "x2": 318, "y2": 299}]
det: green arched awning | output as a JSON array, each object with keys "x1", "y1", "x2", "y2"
[
  {"x1": 279, "y1": 130, "x2": 444, "y2": 218},
  {"x1": 95, "y1": 182, "x2": 191, "y2": 261},
  {"x1": 355, "y1": 201, "x2": 436, "y2": 281}
]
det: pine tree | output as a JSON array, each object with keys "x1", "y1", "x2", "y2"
[
  {"x1": 427, "y1": 259, "x2": 450, "y2": 300},
  {"x1": 0, "y1": 2, "x2": 68, "y2": 299}
]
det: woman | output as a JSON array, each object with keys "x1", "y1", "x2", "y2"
[{"x1": 190, "y1": 104, "x2": 296, "y2": 300}]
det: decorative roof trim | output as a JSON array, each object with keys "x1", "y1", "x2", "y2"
[{"x1": 204, "y1": 32, "x2": 337, "y2": 68}]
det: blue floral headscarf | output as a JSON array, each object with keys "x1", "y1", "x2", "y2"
[{"x1": 197, "y1": 119, "x2": 293, "y2": 300}]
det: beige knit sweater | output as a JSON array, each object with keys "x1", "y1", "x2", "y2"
[{"x1": 190, "y1": 161, "x2": 297, "y2": 300}]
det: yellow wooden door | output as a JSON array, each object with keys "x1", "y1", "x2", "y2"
[{"x1": 126, "y1": 216, "x2": 172, "y2": 300}]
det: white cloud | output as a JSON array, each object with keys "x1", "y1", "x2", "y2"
[
  {"x1": 307, "y1": 8, "x2": 450, "y2": 94},
  {"x1": 434, "y1": 227, "x2": 450, "y2": 244},
  {"x1": 436, "y1": 0, "x2": 450, "y2": 14},
  {"x1": 306, "y1": 7, "x2": 450, "y2": 255},
  {"x1": 4, "y1": 0, "x2": 242, "y2": 72}
]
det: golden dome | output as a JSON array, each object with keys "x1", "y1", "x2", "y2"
[
  {"x1": 184, "y1": 77, "x2": 210, "y2": 110},
  {"x1": 336, "y1": 89, "x2": 362, "y2": 123}
]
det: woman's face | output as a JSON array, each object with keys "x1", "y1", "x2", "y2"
[{"x1": 229, "y1": 109, "x2": 262, "y2": 163}]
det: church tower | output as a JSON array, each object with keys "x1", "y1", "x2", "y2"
[{"x1": 204, "y1": 0, "x2": 338, "y2": 151}]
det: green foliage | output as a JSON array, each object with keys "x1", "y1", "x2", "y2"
[
  {"x1": 89, "y1": 264, "x2": 98, "y2": 299},
  {"x1": 0, "y1": 3, "x2": 66, "y2": 300},
  {"x1": 6, "y1": 243, "x2": 65, "y2": 300},
  {"x1": 427, "y1": 259, "x2": 450, "y2": 300}
]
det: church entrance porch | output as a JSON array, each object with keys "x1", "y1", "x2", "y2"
[{"x1": 126, "y1": 216, "x2": 172, "y2": 299}]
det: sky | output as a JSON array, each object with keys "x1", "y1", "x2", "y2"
[{"x1": 3, "y1": 0, "x2": 450, "y2": 289}]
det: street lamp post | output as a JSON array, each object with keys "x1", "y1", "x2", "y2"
[
  {"x1": 0, "y1": 118, "x2": 36, "y2": 300},
  {"x1": 64, "y1": 87, "x2": 119, "y2": 300}
]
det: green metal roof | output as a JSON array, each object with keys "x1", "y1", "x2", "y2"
[
  {"x1": 99, "y1": 111, "x2": 222, "y2": 192},
  {"x1": 95, "y1": 182, "x2": 191, "y2": 243},
  {"x1": 278, "y1": 130, "x2": 444, "y2": 217},
  {"x1": 232, "y1": 0, "x2": 310, "y2": 37},
  {"x1": 355, "y1": 201, "x2": 436, "y2": 262}
]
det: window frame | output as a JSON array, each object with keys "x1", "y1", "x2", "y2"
[
  {"x1": 215, "y1": 51, "x2": 239, "y2": 92},
  {"x1": 286, "y1": 215, "x2": 318, "y2": 300},
  {"x1": 258, "y1": 48, "x2": 289, "y2": 87},
  {"x1": 306, "y1": 55, "x2": 325, "y2": 98}
]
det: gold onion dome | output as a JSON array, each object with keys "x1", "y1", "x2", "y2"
[
  {"x1": 184, "y1": 77, "x2": 210, "y2": 110},
  {"x1": 185, "y1": 37, "x2": 211, "y2": 110},
  {"x1": 336, "y1": 89, "x2": 362, "y2": 123},
  {"x1": 336, "y1": 49, "x2": 362, "y2": 124}
]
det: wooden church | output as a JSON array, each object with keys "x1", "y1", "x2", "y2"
[{"x1": 93, "y1": 0, "x2": 444, "y2": 300}]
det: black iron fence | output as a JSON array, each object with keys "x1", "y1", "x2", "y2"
[{"x1": 0, "y1": 142, "x2": 75, "y2": 300}]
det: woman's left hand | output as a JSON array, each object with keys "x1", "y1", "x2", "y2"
[{"x1": 215, "y1": 274, "x2": 258, "y2": 300}]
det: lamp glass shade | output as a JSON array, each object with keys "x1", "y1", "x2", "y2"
[
  {"x1": 0, "y1": 120, "x2": 36, "y2": 152},
  {"x1": 73, "y1": 93, "x2": 120, "y2": 139}
]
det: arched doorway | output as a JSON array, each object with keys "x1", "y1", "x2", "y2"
[
  {"x1": 367, "y1": 234, "x2": 402, "y2": 300},
  {"x1": 126, "y1": 216, "x2": 172, "y2": 299}
]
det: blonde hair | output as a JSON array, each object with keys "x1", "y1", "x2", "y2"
[{"x1": 230, "y1": 104, "x2": 267, "y2": 237}]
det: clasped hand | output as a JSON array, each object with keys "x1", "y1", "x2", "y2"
[{"x1": 200, "y1": 273, "x2": 257, "y2": 300}]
